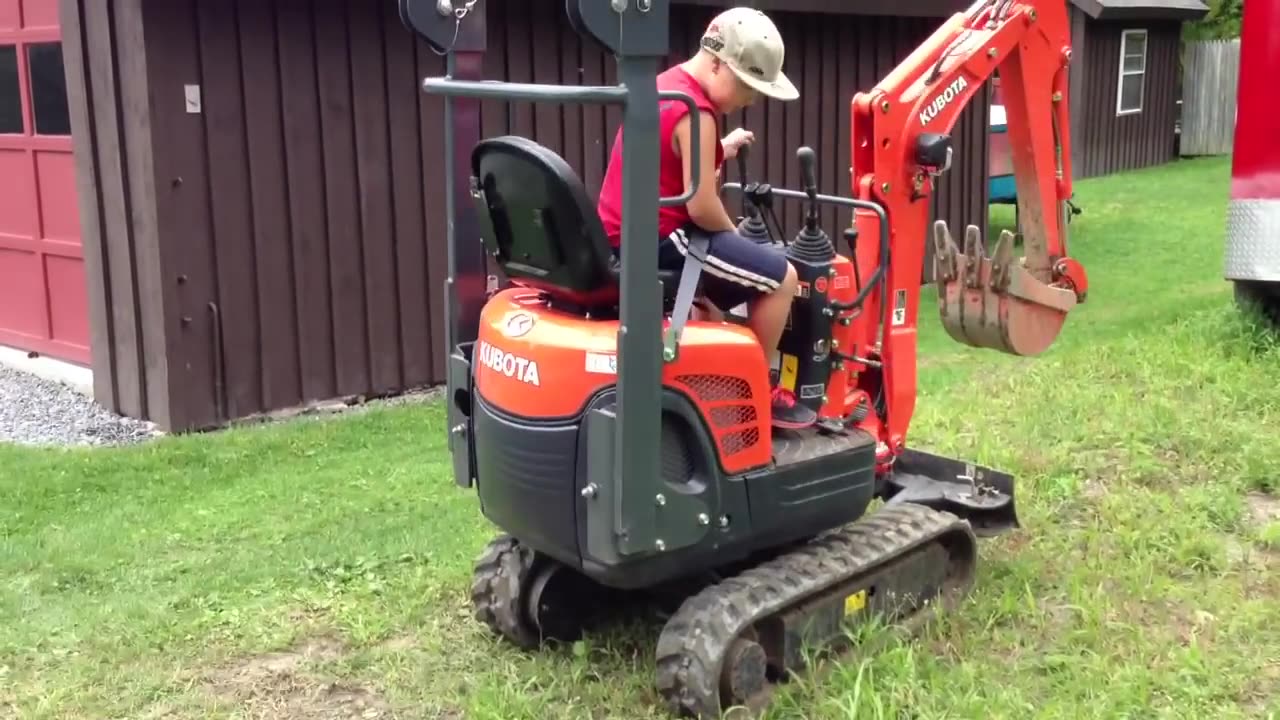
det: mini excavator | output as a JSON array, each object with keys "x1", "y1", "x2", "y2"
[{"x1": 399, "y1": 0, "x2": 1088, "y2": 716}]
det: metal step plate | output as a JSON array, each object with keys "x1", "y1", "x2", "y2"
[{"x1": 771, "y1": 426, "x2": 876, "y2": 468}]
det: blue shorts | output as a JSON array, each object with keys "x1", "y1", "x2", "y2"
[{"x1": 659, "y1": 225, "x2": 790, "y2": 311}]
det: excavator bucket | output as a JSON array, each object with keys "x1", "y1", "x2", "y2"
[{"x1": 932, "y1": 221, "x2": 1079, "y2": 357}]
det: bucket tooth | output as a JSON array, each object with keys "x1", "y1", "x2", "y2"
[
  {"x1": 933, "y1": 221, "x2": 957, "y2": 282},
  {"x1": 962, "y1": 224, "x2": 983, "y2": 289},
  {"x1": 989, "y1": 229, "x2": 1015, "y2": 291},
  {"x1": 934, "y1": 222, "x2": 970, "y2": 347},
  {"x1": 934, "y1": 222, "x2": 1079, "y2": 357}
]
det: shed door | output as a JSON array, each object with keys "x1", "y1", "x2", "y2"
[{"x1": 0, "y1": 0, "x2": 87, "y2": 364}]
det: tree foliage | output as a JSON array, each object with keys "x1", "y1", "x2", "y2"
[{"x1": 1183, "y1": 0, "x2": 1244, "y2": 40}]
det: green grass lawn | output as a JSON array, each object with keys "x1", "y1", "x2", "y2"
[{"x1": 4, "y1": 155, "x2": 1279, "y2": 719}]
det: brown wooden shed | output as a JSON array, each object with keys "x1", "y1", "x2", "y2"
[
  {"x1": 49, "y1": 0, "x2": 1004, "y2": 433},
  {"x1": 1063, "y1": 0, "x2": 1209, "y2": 178},
  {"x1": 32, "y1": 0, "x2": 1206, "y2": 433}
]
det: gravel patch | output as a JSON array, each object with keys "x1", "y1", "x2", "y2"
[{"x1": 0, "y1": 365, "x2": 160, "y2": 448}]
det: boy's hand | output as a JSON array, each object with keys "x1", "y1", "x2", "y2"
[{"x1": 721, "y1": 128, "x2": 755, "y2": 159}]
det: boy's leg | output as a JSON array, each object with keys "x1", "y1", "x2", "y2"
[
  {"x1": 691, "y1": 298, "x2": 725, "y2": 323},
  {"x1": 667, "y1": 226, "x2": 816, "y2": 429}
]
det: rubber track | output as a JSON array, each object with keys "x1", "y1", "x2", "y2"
[
  {"x1": 654, "y1": 503, "x2": 976, "y2": 718},
  {"x1": 471, "y1": 534, "x2": 541, "y2": 649}
]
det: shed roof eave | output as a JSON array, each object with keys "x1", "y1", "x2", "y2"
[
  {"x1": 672, "y1": 0, "x2": 970, "y2": 17},
  {"x1": 1069, "y1": 0, "x2": 1210, "y2": 21}
]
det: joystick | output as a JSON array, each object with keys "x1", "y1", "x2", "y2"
[{"x1": 735, "y1": 145, "x2": 773, "y2": 244}]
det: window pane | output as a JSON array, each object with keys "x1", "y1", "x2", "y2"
[
  {"x1": 28, "y1": 43, "x2": 69, "y2": 135},
  {"x1": 1120, "y1": 75, "x2": 1143, "y2": 112},
  {"x1": 0, "y1": 45, "x2": 21, "y2": 134},
  {"x1": 1124, "y1": 33, "x2": 1146, "y2": 58},
  {"x1": 1123, "y1": 54, "x2": 1144, "y2": 73}
]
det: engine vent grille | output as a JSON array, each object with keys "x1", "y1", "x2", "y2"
[
  {"x1": 709, "y1": 405, "x2": 757, "y2": 428},
  {"x1": 675, "y1": 374, "x2": 752, "y2": 402},
  {"x1": 672, "y1": 373, "x2": 762, "y2": 460}
]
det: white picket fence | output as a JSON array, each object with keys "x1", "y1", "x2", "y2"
[{"x1": 1179, "y1": 39, "x2": 1240, "y2": 156}]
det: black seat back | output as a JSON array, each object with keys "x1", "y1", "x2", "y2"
[{"x1": 471, "y1": 136, "x2": 618, "y2": 307}]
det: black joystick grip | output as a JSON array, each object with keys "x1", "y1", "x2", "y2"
[
  {"x1": 797, "y1": 146, "x2": 820, "y2": 232},
  {"x1": 736, "y1": 143, "x2": 750, "y2": 182},
  {"x1": 797, "y1": 146, "x2": 818, "y2": 197}
]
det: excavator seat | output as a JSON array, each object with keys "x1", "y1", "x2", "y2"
[{"x1": 470, "y1": 135, "x2": 682, "y2": 315}]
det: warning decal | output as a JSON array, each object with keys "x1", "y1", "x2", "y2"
[
  {"x1": 892, "y1": 289, "x2": 907, "y2": 326},
  {"x1": 779, "y1": 354, "x2": 798, "y2": 391}
]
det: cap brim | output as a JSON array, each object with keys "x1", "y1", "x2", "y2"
[{"x1": 732, "y1": 66, "x2": 799, "y2": 101}]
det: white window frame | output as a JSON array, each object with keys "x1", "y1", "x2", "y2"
[{"x1": 1116, "y1": 28, "x2": 1147, "y2": 116}]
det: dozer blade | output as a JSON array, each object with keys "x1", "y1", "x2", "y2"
[
  {"x1": 884, "y1": 447, "x2": 1018, "y2": 538},
  {"x1": 932, "y1": 221, "x2": 1079, "y2": 357}
]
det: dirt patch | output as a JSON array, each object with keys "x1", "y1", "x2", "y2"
[
  {"x1": 1078, "y1": 448, "x2": 1131, "y2": 487},
  {"x1": 202, "y1": 636, "x2": 394, "y2": 719},
  {"x1": 375, "y1": 633, "x2": 418, "y2": 653},
  {"x1": 1246, "y1": 492, "x2": 1280, "y2": 528},
  {"x1": 1080, "y1": 478, "x2": 1108, "y2": 501},
  {"x1": 1239, "y1": 661, "x2": 1280, "y2": 717}
]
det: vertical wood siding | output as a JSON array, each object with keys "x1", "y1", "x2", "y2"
[
  {"x1": 1073, "y1": 19, "x2": 1182, "y2": 179},
  {"x1": 1179, "y1": 39, "x2": 1239, "y2": 157},
  {"x1": 60, "y1": 0, "x2": 178, "y2": 425},
  {"x1": 68, "y1": 0, "x2": 989, "y2": 430}
]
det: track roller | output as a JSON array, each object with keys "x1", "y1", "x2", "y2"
[
  {"x1": 471, "y1": 535, "x2": 611, "y2": 648},
  {"x1": 654, "y1": 503, "x2": 978, "y2": 718}
]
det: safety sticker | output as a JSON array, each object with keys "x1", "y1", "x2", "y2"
[
  {"x1": 584, "y1": 352, "x2": 617, "y2": 375},
  {"x1": 779, "y1": 354, "x2": 798, "y2": 391},
  {"x1": 833, "y1": 276, "x2": 851, "y2": 290},
  {"x1": 799, "y1": 383, "x2": 825, "y2": 400},
  {"x1": 843, "y1": 589, "x2": 868, "y2": 616},
  {"x1": 892, "y1": 289, "x2": 908, "y2": 326}
]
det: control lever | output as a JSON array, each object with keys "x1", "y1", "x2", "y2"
[
  {"x1": 797, "y1": 146, "x2": 820, "y2": 236},
  {"x1": 736, "y1": 144, "x2": 753, "y2": 220},
  {"x1": 789, "y1": 146, "x2": 832, "y2": 256},
  {"x1": 734, "y1": 144, "x2": 777, "y2": 245}
]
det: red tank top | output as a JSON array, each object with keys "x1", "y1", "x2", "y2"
[{"x1": 596, "y1": 66, "x2": 723, "y2": 247}]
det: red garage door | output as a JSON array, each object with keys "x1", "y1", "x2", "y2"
[{"x1": 0, "y1": 0, "x2": 87, "y2": 365}]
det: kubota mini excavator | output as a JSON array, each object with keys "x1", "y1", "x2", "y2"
[{"x1": 399, "y1": 0, "x2": 1088, "y2": 716}]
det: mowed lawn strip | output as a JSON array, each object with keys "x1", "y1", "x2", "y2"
[{"x1": 3, "y1": 155, "x2": 1278, "y2": 719}]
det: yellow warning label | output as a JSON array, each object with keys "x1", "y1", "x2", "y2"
[
  {"x1": 843, "y1": 590, "x2": 868, "y2": 616},
  {"x1": 779, "y1": 354, "x2": 798, "y2": 391}
]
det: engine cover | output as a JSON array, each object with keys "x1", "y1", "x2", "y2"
[{"x1": 473, "y1": 287, "x2": 775, "y2": 474}]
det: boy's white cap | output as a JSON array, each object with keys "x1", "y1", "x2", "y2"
[{"x1": 699, "y1": 7, "x2": 799, "y2": 101}]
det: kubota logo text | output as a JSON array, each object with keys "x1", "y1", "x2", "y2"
[
  {"x1": 477, "y1": 340, "x2": 541, "y2": 386},
  {"x1": 919, "y1": 76, "x2": 968, "y2": 127}
]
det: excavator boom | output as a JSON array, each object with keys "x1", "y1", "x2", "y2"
[{"x1": 849, "y1": 0, "x2": 1089, "y2": 450}]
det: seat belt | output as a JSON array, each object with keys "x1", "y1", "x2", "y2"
[{"x1": 663, "y1": 230, "x2": 710, "y2": 362}]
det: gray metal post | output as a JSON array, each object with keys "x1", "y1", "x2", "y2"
[
  {"x1": 399, "y1": 1, "x2": 488, "y2": 487},
  {"x1": 442, "y1": 13, "x2": 488, "y2": 356},
  {"x1": 614, "y1": 56, "x2": 664, "y2": 555},
  {"x1": 407, "y1": 0, "x2": 694, "y2": 555},
  {"x1": 442, "y1": 49, "x2": 486, "y2": 353}
]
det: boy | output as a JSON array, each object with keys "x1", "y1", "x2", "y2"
[{"x1": 596, "y1": 7, "x2": 816, "y2": 429}]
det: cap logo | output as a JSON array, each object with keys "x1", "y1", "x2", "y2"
[{"x1": 701, "y1": 35, "x2": 724, "y2": 53}]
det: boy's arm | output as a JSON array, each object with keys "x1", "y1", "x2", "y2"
[{"x1": 674, "y1": 111, "x2": 736, "y2": 233}]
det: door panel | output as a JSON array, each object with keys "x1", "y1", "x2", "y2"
[{"x1": 0, "y1": 7, "x2": 88, "y2": 364}]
